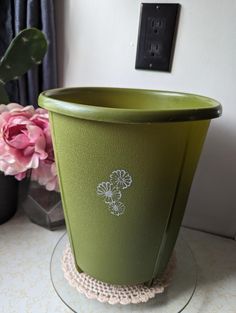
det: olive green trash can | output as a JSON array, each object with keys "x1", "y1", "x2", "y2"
[{"x1": 39, "y1": 87, "x2": 222, "y2": 285}]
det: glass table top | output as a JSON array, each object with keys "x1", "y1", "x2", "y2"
[{"x1": 50, "y1": 231, "x2": 197, "y2": 313}]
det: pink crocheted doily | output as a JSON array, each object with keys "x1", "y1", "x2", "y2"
[{"x1": 61, "y1": 244, "x2": 176, "y2": 305}]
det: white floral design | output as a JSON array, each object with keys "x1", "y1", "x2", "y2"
[
  {"x1": 110, "y1": 169, "x2": 132, "y2": 190},
  {"x1": 96, "y1": 169, "x2": 132, "y2": 217},
  {"x1": 108, "y1": 201, "x2": 125, "y2": 216},
  {"x1": 96, "y1": 182, "x2": 121, "y2": 203}
]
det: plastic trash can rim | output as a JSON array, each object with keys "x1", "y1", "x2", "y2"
[{"x1": 38, "y1": 87, "x2": 222, "y2": 124}]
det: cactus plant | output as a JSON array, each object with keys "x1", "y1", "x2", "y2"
[
  {"x1": 0, "y1": 28, "x2": 47, "y2": 225},
  {"x1": 0, "y1": 28, "x2": 47, "y2": 104}
]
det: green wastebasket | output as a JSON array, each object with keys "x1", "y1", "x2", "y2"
[{"x1": 39, "y1": 87, "x2": 222, "y2": 285}]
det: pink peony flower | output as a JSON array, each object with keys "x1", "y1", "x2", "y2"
[
  {"x1": 0, "y1": 103, "x2": 59, "y2": 191},
  {"x1": 0, "y1": 102, "x2": 23, "y2": 114},
  {"x1": 30, "y1": 108, "x2": 59, "y2": 191},
  {"x1": 31, "y1": 108, "x2": 52, "y2": 146},
  {"x1": 0, "y1": 104, "x2": 48, "y2": 180},
  {"x1": 31, "y1": 159, "x2": 59, "y2": 192}
]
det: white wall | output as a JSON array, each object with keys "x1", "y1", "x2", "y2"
[{"x1": 55, "y1": 0, "x2": 236, "y2": 238}]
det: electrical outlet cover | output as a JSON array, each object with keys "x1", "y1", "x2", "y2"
[{"x1": 135, "y1": 3, "x2": 180, "y2": 72}]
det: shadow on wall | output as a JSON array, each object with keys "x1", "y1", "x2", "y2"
[{"x1": 183, "y1": 119, "x2": 236, "y2": 239}]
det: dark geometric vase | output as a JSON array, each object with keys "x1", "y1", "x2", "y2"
[
  {"x1": 0, "y1": 172, "x2": 19, "y2": 225},
  {"x1": 22, "y1": 181, "x2": 65, "y2": 230}
]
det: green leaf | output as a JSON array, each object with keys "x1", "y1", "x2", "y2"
[
  {"x1": 0, "y1": 84, "x2": 9, "y2": 104},
  {"x1": 0, "y1": 28, "x2": 48, "y2": 84}
]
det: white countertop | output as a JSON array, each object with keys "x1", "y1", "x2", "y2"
[{"x1": 0, "y1": 208, "x2": 235, "y2": 313}]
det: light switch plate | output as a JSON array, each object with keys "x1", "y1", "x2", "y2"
[{"x1": 135, "y1": 3, "x2": 180, "y2": 72}]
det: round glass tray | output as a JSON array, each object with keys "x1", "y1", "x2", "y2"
[{"x1": 50, "y1": 231, "x2": 197, "y2": 313}]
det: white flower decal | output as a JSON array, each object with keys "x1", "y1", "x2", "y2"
[
  {"x1": 110, "y1": 169, "x2": 132, "y2": 190},
  {"x1": 108, "y1": 201, "x2": 125, "y2": 216},
  {"x1": 96, "y1": 182, "x2": 121, "y2": 203},
  {"x1": 96, "y1": 169, "x2": 132, "y2": 217}
]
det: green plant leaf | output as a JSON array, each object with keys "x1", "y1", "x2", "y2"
[
  {"x1": 0, "y1": 28, "x2": 48, "y2": 84},
  {"x1": 0, "y1": 84, "x2": 9, "y2": 104}
]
